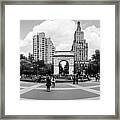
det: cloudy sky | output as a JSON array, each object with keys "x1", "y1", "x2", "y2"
[{"x1": 20, "y1": 20, "x2": 100, "y2": 59}]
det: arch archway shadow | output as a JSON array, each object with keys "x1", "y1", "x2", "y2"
[{"x1": 59, "y1": 60, "x2": 69, "y2": 76}]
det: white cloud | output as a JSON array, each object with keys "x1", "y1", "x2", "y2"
[
  {"x1": 56, "y1": 43, "x2": 72, "y2": 51},
  {"x1": 20, "y1": 32, "x2": 33, "y2": 57},
  {"x1": 84, "y1": 25, "x2": 100, "y2": 58},
  {"x1": 20, "y1": 20, "x2": 100, "y2": 59},
  {"x1": 20, "y1": 20, "x2": 76, "y2": 56},
  {"x1": 20, "y1": 32, "x2": 33, "y2": 47},
  {"x1": 32, "y1": 20, "x2": 76, "y2": 46}
]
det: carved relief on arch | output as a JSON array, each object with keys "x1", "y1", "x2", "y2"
[{"x1": 54, "y1": 56, "x2": 74, "y2": 66}]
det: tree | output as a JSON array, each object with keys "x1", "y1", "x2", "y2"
[
  {"x1": 92, "y1": 50, "x2": 100, "y2": 64},
  {"x1": 20, "y1": 59, "x2": 33, "y2": 75},
  {"x1": 28, "y1": 53, "x2": 34, "y2": 63},
  {"x1": 20, "y1": 54, "x2": 28, "y2": 60},
  {"x1": 37, "y1": 60, "x2": 45, "y2": 68},
  {"x1": 88, "y1": 50, "x2": 100, "y2": 75},
  {"x1": 20, "y1": 54, "x2": 25, "y2": 59},
  {"x1": 45, "y1": 63, "x2": 54, "y2": 75}
]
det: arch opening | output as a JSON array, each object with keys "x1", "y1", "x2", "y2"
[{"x1": 59, "y1": 60, "x2": 69, "y2": 76}]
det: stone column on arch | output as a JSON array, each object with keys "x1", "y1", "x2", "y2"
[
  {"x1": 54, "y1": 57, "x2": 59, "y2": 75},
  {"x1": 69, "y1": 57, "x2": 74, "y2": 75}
]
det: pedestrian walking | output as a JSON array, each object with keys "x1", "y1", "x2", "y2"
[
  {"x1": 76, "y1": 74, "x2": 78, "y2": 84},
  {"x1": 87, "y1": 74, "x2": 90, "y2": 81},
  {"x1": 51, "y1": 75, "x2": 55, "y2": 88},
  {"x1": 38, "y1": 75, "x2": 41, "y2": 83},
  {"x1": 73, "y1": 74, "x2": 75, "y2": 84},
  {"x1": 46, "y1": 74, "x2": 51, "y2": 92},
  {"x1": 95, "y1": 73, "x2": 100, "y2": 82}
]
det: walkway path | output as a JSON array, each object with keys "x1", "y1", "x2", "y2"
[{"x1": 20, "y1": 81, "x2": 100, "y2": 100}]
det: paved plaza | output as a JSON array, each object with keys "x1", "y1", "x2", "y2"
[{"x1": 20, "y1": 80, "x2": 100, "y2": 100}]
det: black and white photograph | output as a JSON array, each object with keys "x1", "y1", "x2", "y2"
[{"x1": 20, "y1": 20, "x2": 100, "y2": 100}]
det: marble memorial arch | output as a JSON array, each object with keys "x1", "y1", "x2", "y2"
[{"x1": 53, "y1": 51, "x2": 74, "y2": 75}]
